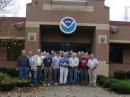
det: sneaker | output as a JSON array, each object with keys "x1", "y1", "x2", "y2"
[
  {"x1": 55, "y1": 83, "x2": 58, "y2": 86},
  {"x1": 44, "y1": 83, "x2": 47, "y2": 86},
  {"x1": 48, "y1": 83, "x2": 50, "y2": 86}
]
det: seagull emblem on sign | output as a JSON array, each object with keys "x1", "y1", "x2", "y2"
[{"x1": 59, "y1": 17, "x2": 77, "y2": 34}]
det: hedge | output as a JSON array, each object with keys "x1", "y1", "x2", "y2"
[
  {"x1": 103, "y1": 79, "x2": 118, "y2": 88},
  {"x1": 114, "y1": 70, "x2": 126, "y2": 79},
  {"x1": 110, "y1": 80, "x2": 130, "y2": 94},
  {"x1": 126, "y1": 71, "x2": 130, "y2": 79},
  {"x1": 97, "y1": 75, "x2": 130, "y2": 94},
  {"x1": 0, "y1": 67, "x2": 18, "y2": 77},
  {"x1": 97, "y1": 75, "x2": 108, "y2": 85},
  {"x1": 0, "y1": 72, "x2": 31, "y2": 91},
  {"x1": 0, "y1": 83, "x2": 15, "y2": 91}
]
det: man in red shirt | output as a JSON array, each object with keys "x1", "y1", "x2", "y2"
[{"x1": 79, "y1": 52, "x2": 89, "y2": 84}]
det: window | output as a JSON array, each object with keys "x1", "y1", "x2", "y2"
[
  {"x1": 0, "y1": 40, "x2": 24, "y2": 61},
  {"x1": 7, "y1": 40, "x2": 24, "y2": 61},
  {"x1": 52, "y1": 0, "x2": 88, "y2": 5},
  {"x1": 109, "y1": 44, "x2": 123, "y2": 63}
]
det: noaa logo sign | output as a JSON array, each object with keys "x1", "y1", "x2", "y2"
[{"x1": 59, "y1": 17, "x2": 77, "y2": 34}]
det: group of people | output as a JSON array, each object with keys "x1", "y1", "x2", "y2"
[{"x1": 17, "y1": 49, "x2": 99, "y2": 87}]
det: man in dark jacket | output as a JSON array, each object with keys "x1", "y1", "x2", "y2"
[
  {"x1": 43, "y1": 52, "x2": 52, "y2": 86},
  {"x1": 17, "y1": 50, "x2": 29, "y2": 80}
]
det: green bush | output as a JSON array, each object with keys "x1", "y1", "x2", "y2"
[
  {"x1": 0, "y1": 72, "x2": 31, "y2": 91},
  {"x1": 0, "y1": 67, "x2": 7, "y2": 73},
  {"x1": 110, "y1": 80, "x2": 130, "y2": 94},
  {"x1": 6, "y1": 68, "x2": 18, "y2": 77},
  {"x1": 15, "y1": 80, "x2": 31, "y2": 87},
  {"x1": 98, "y1": 77, "x2": 108, "y2": 85},
  {"x1": 0, "y1": 83, "x2": 15, "y2": 91},
  {"x1": 97, "y1": 75, "x2": 107, "y2": 83},
  {"x1": 0, "y1": 67, "x2": 18, "y2": 77},
  {"x1": 114, "y1": 70, "x2": 126, "y2": 79},
  {"x1": 0, "y1": 73, "x2": 11, "y2": 81},
  {"x1": 126, "y1": 71, "x2": 130, "y2": 79},
  {"x1": 104, "y1": 79, "x2": 118, "y2": 88}
]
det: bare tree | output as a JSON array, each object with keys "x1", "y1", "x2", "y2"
[
  {"x1": 0, "y1": 0, "x2": 12, "y2": 11},
  {"x1": 0, "y1": 0, "x2": 19, "y2": 17}
]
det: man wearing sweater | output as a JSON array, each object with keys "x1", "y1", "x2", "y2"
[{"x1": 69, "y1": 53, "x2": 79, "y2": 84}]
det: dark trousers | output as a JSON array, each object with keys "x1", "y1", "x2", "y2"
[
  {"x1": 80, "y1": 69, "x2": 89, "y2": 84},
  {"x1": 53, "y1": 69, "x2": 60, "y2": 83},
  {"x1": 44, "y1": 66, "x2": 52, "y2": 83}
]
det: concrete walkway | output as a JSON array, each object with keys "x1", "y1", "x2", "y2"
[{"x1": 0, "y1": 85, "x2": 130, "y2": 97}]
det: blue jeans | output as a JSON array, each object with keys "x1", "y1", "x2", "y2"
[
  {"x1": 69, "y1": 67, "x2": 78, "y2": 84},
  {"x1": 19, "y1": 66, "x2": 28, "y2": 80},
  {"x1": 33, "y1": 67, "x2": 42, "y2": 85}
]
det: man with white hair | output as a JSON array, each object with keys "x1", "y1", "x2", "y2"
[{"x1": 87, "y1": 54, "x2": 99, "y2": 87}]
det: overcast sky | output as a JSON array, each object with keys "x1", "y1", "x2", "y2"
[{"x1": 0, "y1": 0, "x2": 130, "y2": 21}]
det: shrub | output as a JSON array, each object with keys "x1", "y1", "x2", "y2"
[
  {"x1": 0, "y1": 67, "x2": 18, "y2": 77},
  {"x1": 0, "y1": 67, "x2": 7, "y2": 73},
  {"x1": 6, "y1": 68, "x2": 18, "y2": 77},
  {"x1": 0, "y1": 73, "x2": 11, "y2": 82},
  {"x1": 97, "y1": 75, "x2": 107, "y2": 83},
  {"x1": 126, "y1": 71, "x2": 130, "y2": 79},
  {"x1": 104, "y1": 79, "x2": 118, "y2": 88},
  {"x1": 15, "y1": 80, "x2": 31, "y2": 87},
  {"x1": 110, "y1": 80, "x2": 130, "y2": 94},
  {"x1": 98, "y1": 77, "x2": 108, "y2": 85},
  {"x1": 0, "y1": 83, "x2": 15, "y2": 91},
  {"x1": 0, "y1": 72, "x2": 31, "y2": 91},
  {"x1": 114, "y1": 70, "x2": 126, "y2": 79}
]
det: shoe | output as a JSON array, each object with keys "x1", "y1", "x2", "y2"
[
  {"x1": 44, "y1": 83, "x2": 47, "y2": 86},
  {"x1": 55, "y1": 83, "x2": 58, "y2": 86}
]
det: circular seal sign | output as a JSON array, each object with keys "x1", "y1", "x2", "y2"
[{"x1": 59, "y1": 17, "x2": 77, "y2": 34}]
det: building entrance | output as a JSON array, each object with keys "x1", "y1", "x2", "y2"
[
  {"x1": 40, "y1": 25, "x2": 95, "y2": 53},
  {"x1": 41, "y1": 42, "x2": 91, "y2": 52}
]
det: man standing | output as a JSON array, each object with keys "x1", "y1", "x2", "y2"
[
  {"x1": 43, "y1": 52, "x2": 52, "y2": 86},
  {"x1": 59, "y1": 52, "x2": 69, "y2": 85},
  {"x1": 17, "y1": 50, "x2": 29, "y2": 80},
  {"x1": 79, "y1": 52, "x2": 89, "y2": 84},
  {"x1": 27, "y1": 51, "x2": 33, "y2": 80},
  {"x1": 87, "y1": 54, "x2": 99, "y2": 87},
  {"x1": 52, "y1": 51, "x2": 61, "y2": 85},
  {"x1": 32, "y1": 49, "x2": 43, "y2": 85},
  {"x1": 69, "y1": 53, "x2": 79, "y2": 84}
]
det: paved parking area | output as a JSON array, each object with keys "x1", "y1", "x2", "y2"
[{"x1": 0, "y1": 85, "x2": 129, "y2": 97}]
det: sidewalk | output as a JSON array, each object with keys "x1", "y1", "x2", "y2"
[{"x1": 0, "y1": 85, "x2": 129, "y2": 97}]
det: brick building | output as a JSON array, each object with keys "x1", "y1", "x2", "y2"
[{"x1": 0, "y1": 0, "x2": 130, "y2": 77}]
